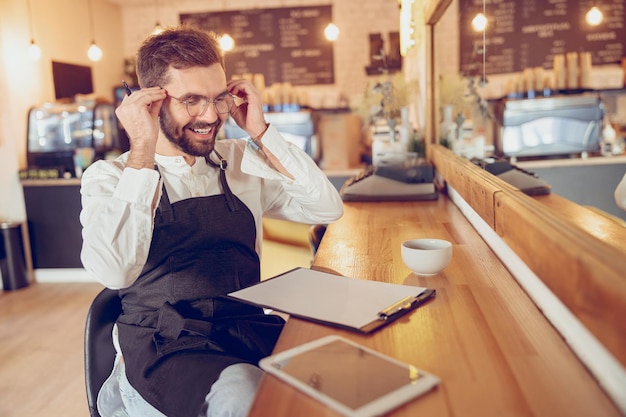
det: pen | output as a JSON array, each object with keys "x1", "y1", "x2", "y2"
[
  {"x1": 378, "y1": 296, "x2": 416, "y2": 320},
  {"x1": 122, "y1": 80, "x2": 133, "y2": 96}
]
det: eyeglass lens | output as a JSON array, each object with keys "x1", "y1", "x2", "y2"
[{"x1": 186, "y1": 95, "x2": 233, "y2": 117}]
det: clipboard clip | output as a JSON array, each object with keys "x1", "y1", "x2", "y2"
[{"x1": 378, "y1": 296, "x2": 417, "y2": 320}]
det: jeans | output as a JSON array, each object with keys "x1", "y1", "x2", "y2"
[{"x1": 116, "y1": 362, "x2": 264, "y2": 417}]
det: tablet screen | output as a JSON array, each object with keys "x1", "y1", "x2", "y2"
[{"x1": 265, "y1": 338, "x2": 422, "y2": 410}]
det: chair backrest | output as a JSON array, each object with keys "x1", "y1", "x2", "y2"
[
  {"x1": 84, "y1": 288, "x2": 122, "y2": 417},
  {"x1": 308, "y1": 224, "x2": 327, "y2": 255}
]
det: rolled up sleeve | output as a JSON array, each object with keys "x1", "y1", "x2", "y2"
[{"x1": 240, "y1": 125, "x2": 343, "y2": 223}]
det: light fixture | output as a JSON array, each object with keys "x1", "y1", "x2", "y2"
[
  {"x1": 219, "y1": 34, "x2": 235, "y2": 52},
  {"x1": 26, "y1": 0, "x2": 41, "y2": 61},
  {"x1": 151, "y1": 0, "x2": 164, "y2": 35},
  {"x1": 87, "y1": 0, "x2": 102, "y2": 61},
  {"x1": 88, "y1": 42, "x2": 103, "y2": 61},
  {"x1": 152, "y1": 25, "x2": 164, "y2": 36},
  {"x1": 324, "y1": 23, "x2": 340, "y2": 41},
  {"x1": 471, "y1": 12, "x2": 488, "y2": 32},
  {"x1": 586, "y1": 6, "x2": 603, "y2": 26},
  {"x1": 28, "y1": 40, "x2": 42, "y2": 61}
]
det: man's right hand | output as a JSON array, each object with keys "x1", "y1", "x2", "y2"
[{"x1": 115, "y1": 86, "x2": 167, "y2": 169}]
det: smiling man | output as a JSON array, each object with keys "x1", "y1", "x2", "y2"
[{"x1": 79, "y1": 25, "x2": 343, "y2": 417}]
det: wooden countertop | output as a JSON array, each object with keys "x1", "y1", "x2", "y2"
[{"x1": 248, "y1": 198, "x2": 622, "y2": 417}]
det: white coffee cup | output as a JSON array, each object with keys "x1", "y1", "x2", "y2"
[{"x1": 401, "y1": 238, "x2": 452, "y2": 276}]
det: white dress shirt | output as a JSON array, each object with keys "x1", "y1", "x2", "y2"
[{"x1": 80, "y1": 125, "x2": 344, "y2": 289}]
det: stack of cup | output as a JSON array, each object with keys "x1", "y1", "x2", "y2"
[
  {"x1": 533, "y1": 67, "x2": 545, "y2": 92},
  {"x1": 566, "y1": 52, "x2": 579, "y2": 89},
  {"x1": 579, "y1": 52, "x2": 592, "y2": 89},
  {"x1": 523, "y1": 68, "x2": 534, "y2": 96},
  {"x1": 553, "y1": 54, "x2": 566, "y2": 91}
]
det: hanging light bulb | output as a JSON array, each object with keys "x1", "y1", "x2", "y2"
[
  {"x1": 26, "y1": 0, "x2": 41, "y2": 61},
  {"x1": 86, "y1": 0, "x2": 102, "y2": 61},
  {"x1": 88, "y1": 42, "x2": 103, "y2": 61},
  {"x1": 324, "y1": 23, "x2": 340, "y2": 41},
  {"x1": 152, "y1": 24, "x2": 164, "y2": 36},
  {"x1": 219, "y1": 34, "x2": 235, "y2": 52},
  {"x1": 472, "y1": 12, "x2": 488, "y2": 32},
  {"x1": 586, "y1": 6, "x2": 603, "y2": 26},
  {"x1": 151, "y1": 0, "x2": 164, "y2": 35},
  {"x1": 28, "y1": 39, "x2": 42, "y2": 61}
]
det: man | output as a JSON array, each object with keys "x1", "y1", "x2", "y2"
[{"x1": 80, "y1": 25, "x2": 343, "y2": 417}]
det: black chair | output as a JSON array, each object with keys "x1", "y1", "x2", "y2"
[
  {"x1": 84, "y1": 288, "x2": 122, "y2": 417},
  {"x1": 308, "y1": 224, "x2": 327, "y2": 255}
]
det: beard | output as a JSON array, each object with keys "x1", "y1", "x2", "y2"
[{"x1": 159, "y1": 109, "x2": 224, "y2": 157}]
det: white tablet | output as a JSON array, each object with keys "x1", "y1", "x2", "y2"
[{"x1": 259, "y1": 335, "x2": 440, "y2": 417}]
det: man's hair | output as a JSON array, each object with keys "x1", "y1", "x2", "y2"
[{"x1": 136, "y1": 24, "x2": 225, "y2": 88}]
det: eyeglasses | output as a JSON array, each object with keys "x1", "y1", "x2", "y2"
[{"x1": 168, "y1": 93, "x2": 235, "y2": 117}]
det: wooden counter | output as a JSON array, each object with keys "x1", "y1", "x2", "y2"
[
  {"x1": 248, "y1": 197, "x2": 622, "y2": 417},
  {"x1": 431, "y1": 145, "x2": 626, "y2": 369}
]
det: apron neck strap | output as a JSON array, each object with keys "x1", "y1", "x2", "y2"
[
  {"x1": 206, "y1": 150, "x2": 239, "y2": 212},
  {"x1": 154, "y1": 165, "x2": 175, "y2": 222}
]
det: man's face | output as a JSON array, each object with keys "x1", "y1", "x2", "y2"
[{"x1": 159, "y1": 64, "x2": 229, "y2": 157}]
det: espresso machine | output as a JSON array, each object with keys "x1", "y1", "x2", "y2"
[
  {"x1": 495, "y1": 93, "x2": 604, "y2": 160},
  {"x1": 25, "y1": 100, "x2": 119, "y2": 178}
]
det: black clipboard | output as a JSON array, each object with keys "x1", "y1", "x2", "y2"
[{"x1": 225, "y1": 267, "x2": 436, "y2": 333}]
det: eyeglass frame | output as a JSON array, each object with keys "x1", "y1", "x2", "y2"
[{"x1": 168, "y1": 92, "x2": 237, "y2": 117}]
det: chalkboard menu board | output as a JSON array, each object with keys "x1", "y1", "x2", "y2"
[
  {"x1": 459, "y1": 0, "x2": 625, "y2": 76},
  {"x1": 180, "y1": 6, "x2": 334, "y2": 86}
]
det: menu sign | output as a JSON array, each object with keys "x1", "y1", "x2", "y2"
[
  {"x1": 459, "y1": 0, "x2": 625, "y2": 75},
  {"x1": 181, "y1": 6, "x2": 334, "y2": 86}
]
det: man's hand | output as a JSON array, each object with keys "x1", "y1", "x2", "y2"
[
  {"x1": 227, "y1": 79, "x2": 268, "y2": 141},
  {"x1": 115, "y1": 86, "x2": 167, "y2": 169}
]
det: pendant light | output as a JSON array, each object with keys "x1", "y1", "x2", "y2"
[
  {"x1": 324, "y1": 23, "x2": 340, "y2": 41},
  {"x1": 471, "y1": 12, "x2": 488, "y2": 32},
  {"x1": 87, "y1": 0, "x2": 102, "y2": 61},
  {"x1": 151, "y1": 0, "x2": 164, "y2": 35},
  {"x1": 586, "y1": 5, "x2": 603, "y2": 26},
  {"x1": 26, "y1": 0, "x2": 41, "y2": 61},
  {"x1": 219, "y1": 34, "x2": 235, "y2": 52}
]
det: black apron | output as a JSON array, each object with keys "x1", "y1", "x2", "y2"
[{"x1": 116, "y1": 154, "x2": 285, "y2": 417}]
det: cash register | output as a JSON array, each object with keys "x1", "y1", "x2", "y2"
[{"x1": 340, "y1": 158, "x2": 438, "y2": 202}]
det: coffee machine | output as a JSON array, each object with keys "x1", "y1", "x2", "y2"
[
  {"x1": 26, "y1": 100, "x2": 119, "y2": 177},
  {"x1": 495, "y1": 93, "x2": 604, "y2": 160}
]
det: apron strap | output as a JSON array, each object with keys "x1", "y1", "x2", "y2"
[
  {"x1": 206, "y1": 150, "x2": 239, "y2": 212},
  {"x1": 154, "y1": 165, "x2": 175, "y2": 222}
]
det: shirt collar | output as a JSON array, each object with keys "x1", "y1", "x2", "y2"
[{"x1": 154, "y1": 154, "x2": 210, "y2": 175}]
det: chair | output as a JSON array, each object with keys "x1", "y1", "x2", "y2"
[
  {"x1": 308, "y1": 224, "x2": 327, "y2": 255},
  {"x1": 84, "y1": 288, "x2": 122, "y2": 417}
]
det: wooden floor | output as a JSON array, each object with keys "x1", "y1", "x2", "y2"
[{"x1": 0, "y1": 282, "x2": 103, "y2": 417}]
